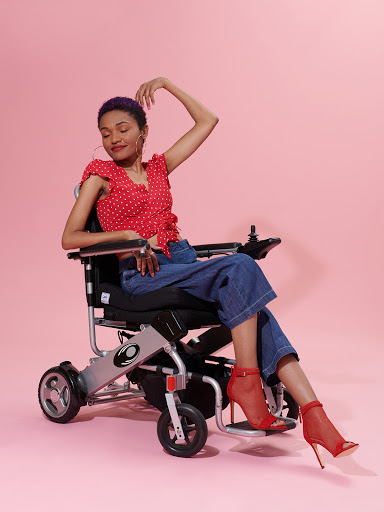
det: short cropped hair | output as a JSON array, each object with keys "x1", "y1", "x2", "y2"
[{"x1": 98, "y1": 97, "x2": 147, "y2": 130}]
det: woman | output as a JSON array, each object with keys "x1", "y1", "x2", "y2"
[{"x1": 62, "y1": 77, "x2": 358, "y2": 467}]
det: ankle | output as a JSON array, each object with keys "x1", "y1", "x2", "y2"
[
  {"x1": 233, "y1": 365, "x2": 260, "y2": 377},
  {"x1": 301, "y1": 400, "x2": 323, "y2": 416}
]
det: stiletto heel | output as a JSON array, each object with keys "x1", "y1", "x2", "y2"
[
  {"x1": 311, "y1": 443, "x2": 324, "y2": 469},
  {"x1": 230, "y1": 399, "x2": 235, "y2": 423},
  {"x1": 301, "y1": 400, "x2": 359, "y2": 469},
  {"x1": 227, "y1": 364, "x2": 287, "y2": 431}
]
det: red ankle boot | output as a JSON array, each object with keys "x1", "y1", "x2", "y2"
[
  {"x1": 227, "y1": 365, "x2": 287, "y2": 431},
  {"x1": 300, "y1": 400, "x2": 359, "y2": 468}
]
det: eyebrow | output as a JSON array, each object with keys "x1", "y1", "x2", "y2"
[{"x1": 100, "y1": 121, "x2": 132, "y2": 131}]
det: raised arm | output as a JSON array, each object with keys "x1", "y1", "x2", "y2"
[
  {"x1": 135, "y1": 78, "x2": 219, "y2": 174},
  {"x1": 61, "y1": 175, "x2": 139, "y2": 250}
]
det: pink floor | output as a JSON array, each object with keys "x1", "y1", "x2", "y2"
[{"x1": 1, "y1": 330, "x2": 381, "y2": 512}]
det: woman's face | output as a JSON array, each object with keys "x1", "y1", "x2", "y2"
[{"x1": 99, "y1": 110, "x2": 147, "y2": 162}]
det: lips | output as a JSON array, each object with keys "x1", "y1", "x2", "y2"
[{"x1": 112, "y1": 146, "x2": 127, "y2": 152}]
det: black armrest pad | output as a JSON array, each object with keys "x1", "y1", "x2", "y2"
[
  {"x1": 193, "y1": 238, "x2": 281, "y2": 260},
  {"x1": 67, "y1": 239, "x2": 148, "y2": 260},
  {"x1": 193, "y1": 242, "x2": 241, "y2": 251},
  {"x1": 193, "y1": 242, "x2": 241, "y2": 259},
  {"x1": 238, "y1": 238, "x2": 281, "y2": 260}
]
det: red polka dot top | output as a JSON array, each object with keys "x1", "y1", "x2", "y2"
[{"x1": 80, "y1": 153, "x2": 179, "y2": 257}]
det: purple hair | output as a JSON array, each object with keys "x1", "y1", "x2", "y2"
[{"x1": 97, "y1": 97, "x2": 147, "y2": 130}]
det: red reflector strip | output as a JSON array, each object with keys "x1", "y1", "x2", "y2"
[{"x1": 167, "y1": 375, "x2": 176, "y2": 392}]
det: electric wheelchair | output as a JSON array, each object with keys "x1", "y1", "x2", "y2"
[{"x1": 38, "y1": 190, "x2": 299, "y2": 457}]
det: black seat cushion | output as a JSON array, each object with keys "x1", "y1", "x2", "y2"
[
  {"x1": 94, "y1": 252, "x2": 221, "y2": 329},
  {"x1": 96, "y1": 282, "x2": 216, "y2": 312}
]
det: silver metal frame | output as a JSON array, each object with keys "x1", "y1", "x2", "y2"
[
  {"x1": 83, "y1": 351, "x2": 295, "y2": 438},
  {"x1": 79, "y1": 328, "x2": 171, "y2": 395}
]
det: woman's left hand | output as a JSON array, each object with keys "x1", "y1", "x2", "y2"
[
  {"x1": 135, "y1": 77, "x2": 168, "y2": 110},
  {"x1": 134, "y1": 248, "x2": 160, "y2": 277},
  {"x1": 134, "y1": 234, "x2": 161, "y2": 276}
]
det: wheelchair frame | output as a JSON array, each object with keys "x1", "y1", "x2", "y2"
[{"x1": 38, "y1": 216, "x2": 298, "y2": 457}]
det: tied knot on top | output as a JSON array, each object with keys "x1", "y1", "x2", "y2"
[{"x1": 154, "y1": 215, "x2": 180, "y2": 257}]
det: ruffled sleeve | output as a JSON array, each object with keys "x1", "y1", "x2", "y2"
[
  {"x1": 80, "y1": 159, "x2": 115, "y2": 195},
  {"x1": 149, "y1": 153, "x2": 171, "y2": 189}
]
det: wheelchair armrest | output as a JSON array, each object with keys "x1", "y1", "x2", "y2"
[
  {"x1": 67, "y1": 239, "x2": 148, "y2": 260},
  {"x1": 193, "y1": 238, "x2": 281, "y2": 260},
  {"x1": 193, "y1": 242, "x2": 242, "y2": 258},
  {"x1": 238, "y1": 238, "x2": 281, "y2": 260}
]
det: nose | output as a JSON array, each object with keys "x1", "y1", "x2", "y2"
[{"x1": 111, "y1": 131, "x2": 122, "y2": 144}]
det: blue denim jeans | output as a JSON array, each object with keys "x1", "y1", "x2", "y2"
[{"x1": 120, "y1": 239, "x2": 298, "y2": 384}]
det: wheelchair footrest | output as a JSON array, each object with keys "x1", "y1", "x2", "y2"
[{"x1": 226, "y1": 418, "x2": 297, "y2": 435}]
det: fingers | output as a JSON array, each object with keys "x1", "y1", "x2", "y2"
[
  {"x1": 135, "y1": 79, "x2": 161, "y2": 110},
  {"x1": 143, "y1": 86, "x2": 152, "y2": 110},
  {"x1": 134, "y1": 251, "x2": 143, "y2": 272},
  {"x1": 143, "y1": 251, "x2": 159, "y2": 277},
  {"x1": 135, "y1": 84, "x2": 150, "y2": 109},
  {"x1": 135, "y1": 88, "x2": 142, "y2": 106},
  {"x1": 145, "y1": 87, "x2": 152, "y2": 110},
  {"x1": 151, "y1": 251, "x2": 160, "y2": 272},
  {"x1": 145, "y1": 250, "x2": 160, "y2": 276},
  {"x1": 134, "y1": 250, "x2": 159, "y2": 277},
  {"x1": 149, "y1": 88, "x2": 155, "y2": 106}
]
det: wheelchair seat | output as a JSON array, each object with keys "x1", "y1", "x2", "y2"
[{"x1": 91, "y1": 253, "x2": 222, "y2": 330}]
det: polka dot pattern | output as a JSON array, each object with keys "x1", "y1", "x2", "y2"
[{"x1": 80, "y1": 153, "x2": 179, "y2": 257}]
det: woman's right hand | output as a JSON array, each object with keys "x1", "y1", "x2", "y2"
[{"x1": 135, "y1": 77, "x2": 168, "y2": 110}]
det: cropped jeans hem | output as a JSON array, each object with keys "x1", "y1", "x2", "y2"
[{"x1": 225, "y1": 289, "x2": 277, "y2": 330}]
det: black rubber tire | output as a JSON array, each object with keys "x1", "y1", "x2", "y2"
[
  {"x1": 157, "y1": 403, "x2": 208, "y2": 457},
  {"x1": 38, "y1": 366, "x2": 81, "y2": 423},
  {"x1": 272, "y1": 387, "x2": 299, "y2": 420}
]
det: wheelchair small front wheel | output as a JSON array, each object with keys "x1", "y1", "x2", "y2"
[
  {"x1": 157, "y1": 403, "x2": 208, "y2": 458},
  {"x1": 38, "y1": 366, "x2": 81, "y2": 423}
]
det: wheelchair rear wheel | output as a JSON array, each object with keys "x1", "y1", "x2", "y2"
[
  {"x1": 157, "y1": 403, "x2": 208, "y2": 457},
  {"x1": 38, "y1": 366, "x2": 81, "y2": 423}
]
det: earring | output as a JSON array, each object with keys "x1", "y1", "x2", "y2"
[
  {"x1": 93, "y1": 145, "x2": 105, "y2": 161},
  {"x1": 136, "y1": 134, "x2": 146, "y2": 158}
]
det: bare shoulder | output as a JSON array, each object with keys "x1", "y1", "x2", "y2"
[{"x1": 80, "y1": 173, "x2": 109, "y2": 199}]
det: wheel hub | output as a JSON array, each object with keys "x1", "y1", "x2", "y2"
[{"x1": 50, "y1": 388, "x2": 60, "y2": 403}]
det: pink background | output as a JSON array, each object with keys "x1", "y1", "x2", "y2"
[{"x1": 1, "y1": 1, "x2": 382, "y2": 510}]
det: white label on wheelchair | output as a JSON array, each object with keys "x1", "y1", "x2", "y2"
[{"x1": 101, "y1": 292, "x2": 110, "y2": 304}]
